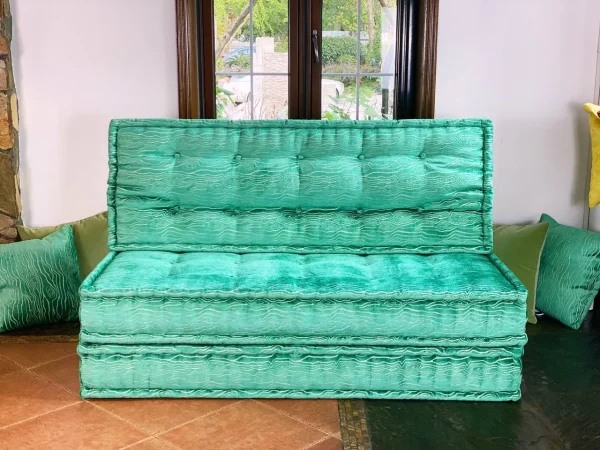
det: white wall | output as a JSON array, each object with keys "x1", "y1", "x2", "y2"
[
  {"x1": 436, "y1": 0, "x2": 600, "y2": 228},
  {"x1": 12, "y1": 0, "x2": 600, "y2": 228},
  {"x1": 13, "y1": 0, "x2": 178, "y2": 227}
]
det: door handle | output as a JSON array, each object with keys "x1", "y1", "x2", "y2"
[{"x1": 312, "y1": 29, "x2": 320, "y2": 64}]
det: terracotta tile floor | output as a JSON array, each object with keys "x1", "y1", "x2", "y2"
[{"x1": 0, "y1": 343, "x2": 342, "y2": 450}]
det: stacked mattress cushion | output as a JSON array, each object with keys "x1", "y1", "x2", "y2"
[{"x1": 79, "y1": 119, "x2": 527, "y2": 400}]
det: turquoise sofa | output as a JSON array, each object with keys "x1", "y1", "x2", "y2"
[{"x1": 78, "y1": 119, "x2": 527, "y2": 400}]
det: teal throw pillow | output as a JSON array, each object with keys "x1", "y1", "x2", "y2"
[
  {"x1": 0, "y1": 225, "x2": 80, "y2": 332},
  {"x1": 536, "y1": 213, "x2": 600, "y2": 329}
]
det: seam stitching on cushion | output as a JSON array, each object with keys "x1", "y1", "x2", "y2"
[
  {"x1": 108, "y1": 121, "x2": 119, "y2": 250},
  {"x1": 111, "y1": 118, "x2": 490, "y2": 130},
  {"x1": 488, "y1": 253, "x2": 527, "y2": 293},
  {"x1": 482, "y1": 122, "x2": 493, "y2": 253},
  {"x1": 78, "y1": 387, "x2": 522, "y2": 400},
  {"x1": 80, "y1": 292, "x2": 525, "y2": 302}
]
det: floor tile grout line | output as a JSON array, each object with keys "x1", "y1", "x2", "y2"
[
  {"x1": 18, "y1": 359, "x2": 81, "y2": 399},
  {"x1": 7, "y1": 351, "x2": 241, "y2": 444},
  {"x1": 0, "y1": 360, "x2": 84, "y2": 431},
  {"x1": 301, "y1": 435, "x2": 335, "y2": 450},
  {"x1": 155, "y1": 400, "x2": 243, "y2": 438},
  {"x1": 3, "y1": 344, "x2": 339, "y2": 446},
  {"x1": 253, "y1": 399, "x2": 342, "y2": 439},
  {"x1": 0, "y1": 353, "x2": 34, "y2": 372},
  {"x1": 119, "y1": 435, "x2": 183, "y2": 450},
  {"x1": 0, "y1": 401, "x2": 82, "y2": 431},
  {"x1": 8, "y1": 366, "x2": 168, "y2": 447},
  {"x1": 3, "y1": 346, "x2": 342, "y2": 445},
  {"x1": 118, "y1": 436, "x2": 155, "y2": 450},
  {"x1": 0, "y1": 345, "x2": 78, "y2": 370},
  {"x1": 0, "y1": 354, "x2": 21, "y2": 378},
  {"x1": 28, "y1": 351, "x2": 79, "y2": 370},
  {"x1": 87, "y1": 401, "x2": 159, "y2": 438}
]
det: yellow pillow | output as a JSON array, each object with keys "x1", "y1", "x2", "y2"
[{"x1": 583, "y1": 103, "x2": 600, "y2": 207}]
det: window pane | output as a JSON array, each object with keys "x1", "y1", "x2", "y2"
[
  {"x1": 214, "y1": 0, "x2": 253, "y2": 73},
  {"x1": 359, "y1": 0, "x2": 396, "y2": 75},
  {"x1": 251, "y1": 1, "x2": 289, "y2": 73},
  {"x1": 357, "y1": 75, "x2": 394, "y2": 120},
  {"x1": 252, "y1": 75, "x2": 289, "y2": 119},
  {"x1": 321, "y1": 76, "x2": 357, "y2": 120},
  {"x1": 216, "y1": 75, "x2": 251, "y2": 119},
  {"x1": 322, "y1": 0, "x2": 359, "y2": 74},
  {"x1": 214, "y1": 0, "x2": 289, "y2": 119},
  {"x1": 322, "y1": 0, "x2": 395, "y2": 120}
]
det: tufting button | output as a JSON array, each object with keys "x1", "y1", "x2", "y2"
[
  {"x1": 234, "y1": 208, "x2": 241, "y2": 214},
  {"x1": 297, "y1": 154, "x2": 304, "y2": 160},
  {"x1": 417, "y1": 207, "x2": 425, "y2": 213},
  {"x1": 235, "y1": 154, "x2": 242, "y2": 160},
  {"x1": 358, "y1": 154, "x2": 365, "y2": 160},
  {"x1": 419, "y1": 152, "x2": 426, "y2": 159},
  {"x1": 356, "y1": 209, "x2": 364, "y2": 215},
  {"x1": 170, "y1": 205, "x2": 180, "y2": 214},
  {"x1": 173, "y1": 152, "x2": 181, "y2": 158},
  {"x1": 296, "y1": 208, "x2": 303, "y2": 214}
]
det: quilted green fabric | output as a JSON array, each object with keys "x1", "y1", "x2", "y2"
[
  {"x1": 78, "y1": 343, "x2": 523, "y2": 401},
  {"x1": 108, "y1": 119, "x2": 493, "y2": 254},
  {"x1": 80, "y1": 251, "x2": 526, "y2": 344},
  {"x1": 0, "y1": 226, "x2": 80, "y2": 332},
  {"x1": 78, "y1": 118, "x2": 528, "y2": 401}
]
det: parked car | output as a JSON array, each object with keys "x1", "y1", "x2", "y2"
[
  {"x1": 218, "y1": 76, "x2": 345, "y2": 105},
  {"x1": 223, "y1": 47, "x2": 256, "y2": 62}
]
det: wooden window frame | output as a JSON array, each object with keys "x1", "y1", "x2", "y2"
[{"x1": 176, "y1": 0, "x2": 438, "y2": 120}]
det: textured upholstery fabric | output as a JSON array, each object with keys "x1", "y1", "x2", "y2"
[
  {"x1": 80, "y1": 251, "x2": 526, "y2": 344},
  {"x1": 18, "y1": 211, "x2": 108, "y2": 280},
  {"x1": 108, "y1": 119, "x2": 493, "y2": 254},
  {"x1": 0, "y1": 226, "x2": 80, "y2": 332},
  {"x1": 493, "y1": 223, "x2": 549, "y2": 324},
  {"x1": 536, "y1": 213, "x2": 600, "y2": 329},
  {"x1": 79, "y1": 343, "x2": 523, "y2": 401},
  {"x1": 79, "y1": 118, "x2": 527, "y2": 401}
]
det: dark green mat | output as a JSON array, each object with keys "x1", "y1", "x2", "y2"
[{"x1": 363, "y1": 311, "x2": 600, "y2": 450}]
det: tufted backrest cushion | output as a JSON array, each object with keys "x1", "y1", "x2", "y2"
[{"x1": 108, "y1": 119, "x2": 493, "y2": 254}]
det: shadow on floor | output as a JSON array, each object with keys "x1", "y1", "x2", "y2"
[
  {"x1": 0, "y1": 321, "x2": 79, "y2": 343},
  {"x1": 365, "y1": 311, "x2": 600, "y2": 450}
]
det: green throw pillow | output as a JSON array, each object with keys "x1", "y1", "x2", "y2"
[
  {"x1": 493, "y1": 223, "x2": 549, "y2": 324},
  {"x1": 18, "y1": 211, "x2": 108, "y2": 281},
  {"x1": 0, "y1": 225, "x2": 80, "y2": 332},
  {"x1": 536, "y1": 213, "x2": 600, "y2": 329}
]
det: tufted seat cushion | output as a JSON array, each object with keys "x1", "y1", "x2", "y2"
[{"x1": 80, "y1": 251, "x2": 526, "y2": 346}]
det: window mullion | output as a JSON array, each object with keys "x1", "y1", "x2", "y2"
[{"x1": 355, "y1": 0, "x2": 362, "y2": 120}]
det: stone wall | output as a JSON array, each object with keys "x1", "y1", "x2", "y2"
[{"x1": 0, "y1": 0, "x2": 19, "y2": 243}]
